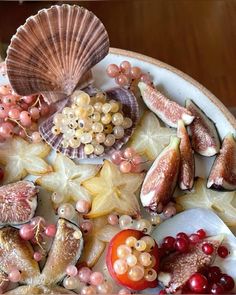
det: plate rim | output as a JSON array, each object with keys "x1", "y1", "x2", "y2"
[{"x1": 109, "y1": 47, "x2": 236, "y2": 129}]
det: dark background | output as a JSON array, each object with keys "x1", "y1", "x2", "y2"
[{"x1": 0, "y1": 0, "x2": 235, "y2": 107}]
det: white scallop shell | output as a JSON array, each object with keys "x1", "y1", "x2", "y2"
[{"x1": 6, "y1": 5, "x2": 109, "y2": 104}]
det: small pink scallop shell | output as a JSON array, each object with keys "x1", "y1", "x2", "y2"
[
  {"x1": 6, "y1": 5, "x2": 109, "y2": 104},
  {"x1": 39, "y1": 87, "x2": 139, "y2": 159}
]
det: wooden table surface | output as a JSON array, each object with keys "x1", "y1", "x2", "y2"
[{"x1": 0, "y1": 0, "x2": 235, "y2": 107}]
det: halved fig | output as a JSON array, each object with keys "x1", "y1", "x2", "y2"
[
  {"x1": 138, "y1": 82, "x2": 194, "y2": 128},
  {"x1": 186, "y1": 100, "x2": 220, "y2": 156},
  {"x1": 5, "y1": 285, "x2": 76, "y2": 295},
  {"x1": 0, "y1": 227, "x2": 40, "y2": 285},
  {"x1": 0, "y1": 270, "x2": 9, "y2": 293},
  {"x1": 177, "y1": 120, "x2": 195, "y2": 190},
  {"x1": 158, "y1": 235, "x2": 223, "y2": 293},
  {"x1": 207, "y1": 133, "x2": 236, "y2": 190},
  {"x1": 140, "y1": 136, "x2": 181, "y2": 213},
  {"x1": 106, "y1": 229, "x2": 159, "y2": 291},
  {"x1": 0, "y1": 181, "x2": 38, "y2": 226},
  {"x1": 40, "y1": 218, "x2": 83, "y2": 285}
]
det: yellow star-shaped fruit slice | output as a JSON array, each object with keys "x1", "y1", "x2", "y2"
[
  {"x1": 0, "y1": 136, "x2": 51, "y2": 184},
  {"x1": 176, "y1": 178, "x2": 236, "y2": 226},
  {"x1": 128, "y1": 111, "x2": 176, "y2": 161},
  {"x1": 36, "y1": 154, "x2": 100, "y2": 203},
  {"x1": 83, "y1": 160, "x2": 144, "y2": 218},
  {"x1": 80, "y1": 217, "x2": 119, "y2": 267}
]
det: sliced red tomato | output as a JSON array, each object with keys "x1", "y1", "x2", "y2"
[{"x1": 106, "y1": 229, "x2": 159, "y2": 291}]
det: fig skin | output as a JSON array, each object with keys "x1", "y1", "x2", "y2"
[
  {"x1": 138, "y1": 82, "x2": 194, "y2": 128},
  {"x1": 0, "y1": 181, "x2": 38, "y2": 226},
  {"x1": 207, "y1": 133, "x2": 236, "y2": 190},
  {"x1": 0, "y1": 227, "x2": 40, "y2": 285},
  {"x1": 177, "y1": 120, "x2": 195, "y2": 190},
  {"x1": 186, "y1": 100, "x2": 220, "y2": 157},
  {"x1": 140, "y1": 136, "x2": 181, "y2": 213},
  {"x1": 39, "y1": 218, "x2": 83, "y2": 285},
  {"x1": 159, "y1": 235, "x2": 224, "y2": 293}
]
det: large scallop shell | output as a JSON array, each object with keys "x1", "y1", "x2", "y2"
[
  {"x1": 6, "y1": 5, "x2": 109, "y2": 104},
  {"x1": 39, "y1": 87, "x2": 139, "y2": 159}
]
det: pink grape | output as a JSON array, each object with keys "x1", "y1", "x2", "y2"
[
  {"x1": 2, "y1": 95, "x2": 16, "y2": 105},
  {"x1": 33, "y1": 252, "x2": 42, "y2": 261},
  {"x1": 78, "y1": 267, "x2": 92, "y2": 283},
  {"x1": 120, "y1": 161, "x2": 132, "y2": 173},
  {"x1": 130, "y1": 66, "x2": 142, "y2": 79},
  {"x1": 66, "y1": 265, "x2": 78, "y2": 277},
  {"x1": 39, "y1": 103, "x2": 50, "y2": 117},
  {"x1": 111, "y1": 150, "x2": 124, "y2": 165},
  {"x1": 132, "y1": 154, "x2": 143, "y2": 165},
  {"x1": 45, "y1": 224, "x2": 57, "y2": 237},
  {"x1": 123, "y1": 147, "x2": 136, "y2": 159},
  {"x1": 20, "y1": 102, "x2": 29, "y2": 110},
  {"x1": 0, "y1": 122, "x2": 14, "y2": 138},
  {"x1": 19, "y1": 129, "x2": 27, "y2": 138},
  {"x1": 31, "y1": 132, "x2": 42, "y2": 143},
  {"x1": 30, "y1": 107, "x2": 40, "y2": 120},
  {"x1": 20, "y1": 111, "x2": 32, "y2": 126},
  {"x1": 19, "y1": 224, "x2": 35, "y2": 240},
  {"x1": 140, "y1": 73, "x2": 152, "y2": 84},
  {"x1": 107, "y1": 214, "x2": 119, "y2": 225},
  {"x1": 0, "y1": 85, "x2": 11, "y2": 95},
  {"x1": 90, "y1": 272, "x2": 104, "y2": 286},
  {"x1": 120, "y1": 60, "x2": 131, "y2": 75},
  {"x1": 0, "y1": 104, "x2": 9, "y2": 119},
  {"x1": 115, "y1": 74, "x2": 130, "y2": 87},
  {"x1": 8, "y1": 108, "x2": 20, "y2": 120},
  {"x1": 8, "y1": 268, "x2": 21, "y2": 283},
  {"x1": 75, "y1": 200, "x2": 91, "y2": 214},
  {"x1": 106, "y1": 64, "x2": 120, "y2": 78},
  {"x1": 22, "y1": 95, "x2": 34, "y2": 104}
]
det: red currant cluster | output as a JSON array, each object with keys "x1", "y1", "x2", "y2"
[
  {"x1": 111, "y1": 147, "x2": 144, "y2": 173},
  {"x1": 159, "y1": 229, "x2": 234, "y2": 294},
  {"x1": 0, "y1": 84, "x2": 50, "y2": 142},
  {"x1": 19, "y1": 216, "x2": 56, "y2": 262},
  {"x1": 106, "y1": 60, "x2": 152, "y2": 88}
]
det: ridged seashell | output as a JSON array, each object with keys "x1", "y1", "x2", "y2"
[
  {"x1": 39, "y1": 87, "x2": 139, "y2": 159},
  {"x1": 6, "y1": 5, "x2": 109, "y2": 104}
]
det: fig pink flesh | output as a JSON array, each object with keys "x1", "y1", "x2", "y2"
[
  {"x1": 177, "y1": 120, "x2": 195, "y2": 190},
  {"x1": 40, "y1": 218, "x2": 83, "y2": 285},
  {"x1": 138, "y1": 82, "x2": 194, "y2": 128},
  {"x1": 0, "y1": 227, "x2": 40, "y2": 285},
  {"x1": 0, "y1": 181, "x2": 38, "y2": 225},
  {"x1": 141, "y1": 136, "x2": 180, "y2": 213},
  {"x1": 186, "y1": 100, "x2": 220, "y2": 156},
  {"x1": 208, "y1": 133, "x2": 236, "y2": 190},
  {"x1": 159, "y1": 236, "x2": 223, "y2": 293}
]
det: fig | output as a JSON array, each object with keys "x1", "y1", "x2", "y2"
[
  {"x1": 186, "y1": 100, "x2": 220, "y2": 156},
  {"x1": 0, "y1": 181, "x2": 38, "y2": 226},
  {"x1": 138, "y1": 82, "x2": 194, "y2": 128},
  {"x1": 0, "y1": 227, "x2": 40, "y2": 285},
  {"x1": 207, "y1": 133, "x2": 236, "y2": 190},
  {"x1": 140, "y1": 136, "x2": 181, "y2": 213},
  {"x1": 158, "y1": 235, "x2": 224, "y2": 293},
  {"x1": 40, "y1": 218, "x2": 83, "y2": 285},
  {"x1": 177, "y1": 120, "x2": 195, "y2": 190}
]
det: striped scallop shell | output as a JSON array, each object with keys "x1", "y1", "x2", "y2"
[
  {"x1": 39, "y1": 87, "x2": 139, "y2": 159},
  {"x1": 6, "y1": 5, "x2": 109, "y2": 104}
]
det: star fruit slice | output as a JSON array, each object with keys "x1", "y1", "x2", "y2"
[
  {"x1": 176, "y1": 178, "x2": 236, "y2": 226},
  {"x1": 83, "y1": 160, "x2": 144, "y2": 218},
  {"x1": 36, "y1": 153, "x2": 100, "y2": 203},
  {"x1": 128, "y1": 111, "x2": 176, "y2": 161},
  {"x1": 0, "y1": 136, "x2": 51, "y2": 184}
]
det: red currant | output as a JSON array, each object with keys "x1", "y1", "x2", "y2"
[
  {"x1": 189, "y1": 233, "x2": 200, "y2": 244},
  {"x1": 210, "y1": 283, "x2": 224, "y2": 294},
  {"x1": 188, "y1": 273, "x2": 208, "y2": 293},
  {"x1": 159, "y1": 290, "x2": 167, "y2": 295},
  {"x1": 207, "y1": 266, "x2": 222, "y2": 283},
  {"x1": 176, "y1": 232, "x2": 189, "y2": 241},
  {"x1": 202, "y1": 243, "x2": 214, "y2": 255},
  {"x1": 217, "y1": 246, "x2": 229, "y2": 258},
  {"x1": 162, "y1": 236, "x2": 176, "y2": 251},
  {"x1": 196, "y1": 229, "x2": 206, "y2": 239},
  {"x1": 175, "y1": 237, "x2": 189, "y2": 253},
  {"x1": 219, "y1": 274, "x2": 235, "y2": 291}
]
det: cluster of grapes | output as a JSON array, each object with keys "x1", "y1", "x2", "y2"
[
  {"x1": 111, "y1": 147, "x2": 143, "y2": 173},
  {"x1": 106, "y1": 60, "x2": 152, "y2": 88},
  {"x1": 52, "y1": 91, "x2": 132, "y2": 155},
  {"x1": 0, "y1": 84, "x2": 50, "y2": 142}
]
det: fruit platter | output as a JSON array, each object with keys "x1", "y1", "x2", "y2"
[{"x1": 0, "y1": 4, "x2": 236, "y2": 295}]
